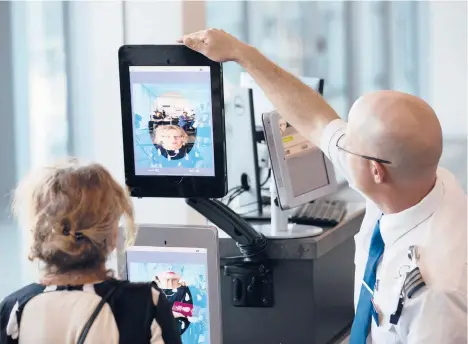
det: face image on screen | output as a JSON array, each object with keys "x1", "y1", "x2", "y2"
[
  {"x1": 126, "y1": 247, "x2": 210, "y2": 344},
  {"x1": 278, "y1": 118, "x2": 330, "y2": 197},
  {"x1": 129, "y1": 66, "x2": 215, "y2": 176}
]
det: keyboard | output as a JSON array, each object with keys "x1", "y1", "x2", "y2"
[{"x1": 290, "y1": 200, "x2": 347, "y2": 227}]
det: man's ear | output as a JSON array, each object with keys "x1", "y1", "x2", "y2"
[{"x1": 371, "y1": 161, "x2": 386, "y2": 184}]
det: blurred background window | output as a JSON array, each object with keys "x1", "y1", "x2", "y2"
[
  {"x1": 206, "y1": 1, "x2": 423, "y2": 119},
  {"x1": 0, "y1": 0, "x2": 465, "y2": 300},
  {"x1": 206, "y1": 1, "x2": 466, "y2": 192},
  {"x1": 0, "y1": 1, "x2": 69, "y2": 298},
  {"x1": 24, "y1": 1, "x2": 69, "y2": 168}
]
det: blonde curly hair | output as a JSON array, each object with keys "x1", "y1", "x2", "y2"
[{"x1": 12, "y1": 158, "x2": 136, "y2": 274}]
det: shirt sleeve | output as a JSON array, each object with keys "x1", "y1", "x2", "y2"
[
  {"x1": 0, "y1": 297, "x2": 19, "y2": 344},
  {"x1": 401, "y1": 289, "x2": 467, "y2": 344},
  {"x1": 318, "y1": 119, "x2": 354, "y2": 185},
  {"x1": 151, "y1": 285, "x2": 182, "y2": 344}
]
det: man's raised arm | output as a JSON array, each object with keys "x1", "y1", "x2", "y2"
[{"x1": 178, "y1": 29, "x2": 340, "y2": 147}]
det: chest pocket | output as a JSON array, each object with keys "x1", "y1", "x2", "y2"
[
  {"x1": 372, "y1": 265, "x2": 412, "y2": 341},
  {"x1": 374, "y1": 276, "x2": 400, "y2": 322},
  {"x1": 371, "y1": 289, "x2": 402, "y2": 344},
  {"x1": 373, "y1": 263, "x2": 426, "y2": 342}
]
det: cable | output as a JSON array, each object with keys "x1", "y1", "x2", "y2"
[
  {"x1": 222, "y1": 185, "x2": 242, "y2": 202},
  {"x1": 223, "y1": 235, "x2": 268, "y2": 265},
  {"x1": 223, "y1": 173, "x2": 252, "y2": 207},
  {"x1": 225, "y1": 185, "x2": 242, "y2": 197},
  {"x1": 260, "y1": 168, "x2": 271, "y2": 187},
  {"x1": 237, "y1": 207, "x2": 262, "y2": 216},
  {"x1": 227, "y1": 169, "x2": 271, "y2": 208},
  {"x1": 236, "y1": 234, "x2": 268, "y2": 258},
  {"x1": 225, "y1": 173, "x2": 252, "y2": 206},
  {"x1": 232, "y1": 195, "x2": 271, "y2": 212},
  {"x1": 226, "y1": 188, "x2": 245, "y2": 207}
]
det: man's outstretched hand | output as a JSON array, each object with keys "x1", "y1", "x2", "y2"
[
  {"x1": 179, "y1": 28, "x2": 338, "y2": 149},
  {"x1": 177, "y1": 29, "x2": 250, "y2": 64}
]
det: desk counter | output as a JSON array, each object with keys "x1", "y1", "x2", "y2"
[
  {"x1": 217, "y1": 187, "x2": 366, "y2": 344},
  {"x1": 218, "y1": 187, "x2": 366, "y2": 260}
]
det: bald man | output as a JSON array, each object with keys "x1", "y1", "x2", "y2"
[{"x1": 179, "y1": 29, "x2": 467, "y2": 344}]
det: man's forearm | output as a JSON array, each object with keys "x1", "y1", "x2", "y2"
[{"x1": 236, "y1": 45, "x2": 340, "y2": 146}]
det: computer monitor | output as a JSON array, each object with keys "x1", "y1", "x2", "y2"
[
  {"x1": 263, "y1": 110, "x2": 337, "y2": 208},
  {"x1": 118, "y1": 225, "x2": 222, "y2": 344},
  {"x1": 240, "y1": 74, "x2": 328, "y2": 219},
  {"x1": 224, "y1": 87, "x2": 262, "y2": 213},
  {"x1": 261, "y1": 110, "x2": 338, "y2": 238}
]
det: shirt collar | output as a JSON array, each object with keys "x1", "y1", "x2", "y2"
[{"x1": 380, "y1": 176, "x2": 445, "y2": 246}]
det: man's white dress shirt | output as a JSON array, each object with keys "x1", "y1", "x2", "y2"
[{"x1": 320, "y1": 119, "x2": 467, "y2": 344}]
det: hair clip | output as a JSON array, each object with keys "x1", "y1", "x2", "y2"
[
  {"x1": 75, "y1": 232, "x2": 85, "y2": 241},
  {"x1": 62, "y1": 223, "x2": 71, "y2": 236}
]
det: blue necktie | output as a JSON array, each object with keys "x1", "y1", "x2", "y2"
[{"x1": 350, "y1": 220, "x2": 385, "y2": 344}]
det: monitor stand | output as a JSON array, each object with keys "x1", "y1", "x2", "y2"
[
  {"x1": 253, "y1": 223, "x2": 323, "y2": 239},
  {"x1": 253, "y1": 181, "x2": 324, "y2": 239}
]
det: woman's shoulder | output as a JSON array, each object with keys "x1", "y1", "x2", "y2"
[
  {"x1": 1, "y1": 283, "x2": 44, "y2": 308},
  {"x1": 0, "y1": 280, "x2": 167, "y2": 313},
  {"x1": 0, "y1": 283, "x2": 45, "y2": 327}
]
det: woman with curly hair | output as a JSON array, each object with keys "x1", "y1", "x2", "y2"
[{"x1": 0, "y1": 159, "x2": 182, "y2": 344}]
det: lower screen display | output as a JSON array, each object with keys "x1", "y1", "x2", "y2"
[
  {"x1": 126, "y1": 246, "x2": 210, "y2": 343},
  {"x1": 130, "y1": 66, "x2": 215, "y2": 177}
]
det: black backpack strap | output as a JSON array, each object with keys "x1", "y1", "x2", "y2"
[
  {"x1": 108, "y1": 282, "x2": 155, "y2": 344},
  {"x1": 0, "y1": 284, "x2": 45, "y2": 344},
  {"x1": 77, "y1": 282, "x2": 124, "y2": 344}
]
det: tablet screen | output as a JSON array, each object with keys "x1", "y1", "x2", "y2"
[
  {"x1": 130, "y1": 66, "x2": 215, "y2": 177},
  {"x1": 126, "y1": 246, "x2": 211, "y2": 343}
]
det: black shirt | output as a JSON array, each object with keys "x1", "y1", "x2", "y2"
[{"x1": 0, "y1": 279, "x2": 182, "y2": 344}]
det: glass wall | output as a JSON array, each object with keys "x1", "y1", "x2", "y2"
[
  {"x1": 205, "y1": 1, "x2": 246, "y2": 87},
  {"x1": 0, "y1": 1, "x2": 70, "y2": 299},
  {"x1": 206, "y1": 1, "x2": 424, "y2": 119},
  {"x1": 0, "y1": 1, "x2": 464, "y2": 302},
  {"x1": 390, "y1": 1, "x2": 420, "y2": 96},
  {"x1": 23, "y1": 1, "x2": 69, "y2": 168}
]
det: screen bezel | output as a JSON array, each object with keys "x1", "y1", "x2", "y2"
[
  {"x1": 262, "y1": 110, "x2": 338, "y2": 210},
  {"x1": 119, "y1": 45, "x2": 227, "y2": 198},
  {"x1": 117, "y1": 224, "x2": 222, "y2": 344}
]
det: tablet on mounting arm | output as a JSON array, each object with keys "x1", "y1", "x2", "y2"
[
  {"x1": 119, "y1": 225, "x2": 222, "y2": 344},
  {"x1": 262, "y1": 110, "x2": 338, "y2": 210},
  {"x1": 119, "y1": 45, "x2": 227, "y2": 198}
]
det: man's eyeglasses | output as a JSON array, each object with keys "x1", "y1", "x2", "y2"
[{"x1": 336, "y1": 134, "x2": 393, "y2": 165}]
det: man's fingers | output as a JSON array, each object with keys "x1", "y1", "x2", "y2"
[
  {"x1": 185, "y1": 37, "x2": 196, "y2": 48},
  {"x1": 177, "y1": 30, "x2": 208, "y2": 51}
]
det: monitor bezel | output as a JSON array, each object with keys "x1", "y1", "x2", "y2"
[
  {"x1": 118, "y1": 45, "x2": 227, "y2": 198},
  {"x1": 262, "y1": 110, "x2": 338, "y2": 210}
]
